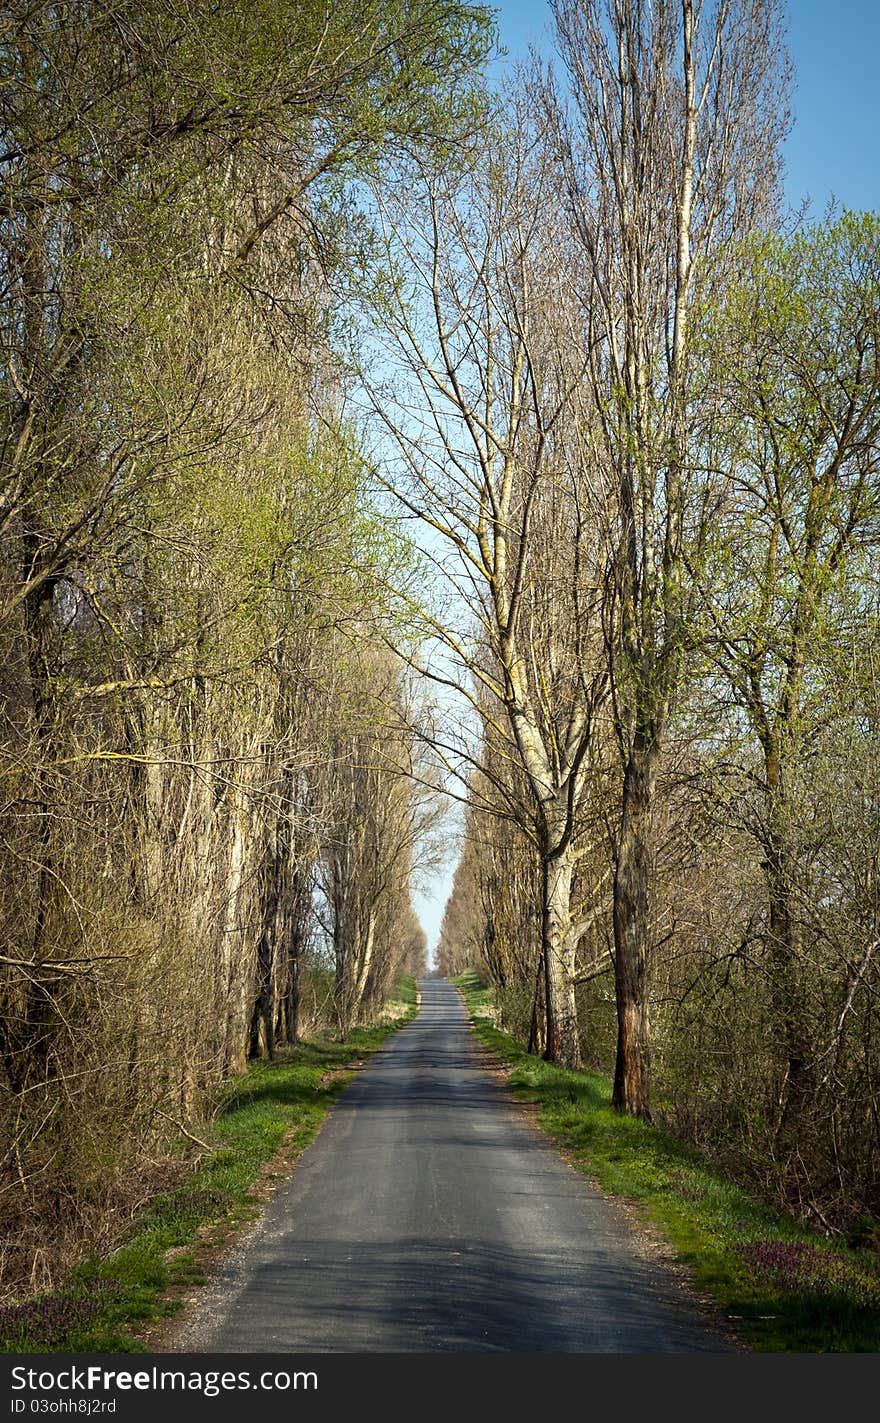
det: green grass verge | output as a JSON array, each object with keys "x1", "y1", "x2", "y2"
[
  {"x1": 1, "y1": 980, "x2": 419, "y2": 1354},
  {"x1": 454, "y1": 969, "x2": 880, "y2": 1353}
]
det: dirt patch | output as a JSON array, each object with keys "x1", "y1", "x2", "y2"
[{"x1": 316, "y1": 1062, "x2": 364, "y2": 1091}]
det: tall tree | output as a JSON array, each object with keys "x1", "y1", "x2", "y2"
[
  {"x1": 546, "y1": 0, "x2": 789, "y2": 1114},
  {"x1": 363, "y1": 102, "x2": 609, "y2": 1067},
  {"x1": 695, "y1": 212, "x2": 880, "y2": 1140},
  {"x1": 0, "y1": 0, "x2": 495, "y2": 1291}
]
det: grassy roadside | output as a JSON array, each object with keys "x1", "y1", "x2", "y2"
[
  {"x1": 454, "y1": 970, "x2": 880, "y2": 1352},
  {"x1": 0, "y1": 978, "x2": 420, "y2": 1354}
]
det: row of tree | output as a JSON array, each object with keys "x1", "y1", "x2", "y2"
[
  {"x1": 380, "y1": 0, "x2": 880, "y2": 1232},
  {"x1": 0, "y1": 0, "x2": 490, "y2": 1298},
  {"x1": 3, "y1": 0, "x2": 878, "y2": 1291}
]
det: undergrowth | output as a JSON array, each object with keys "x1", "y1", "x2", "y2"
[{"x1": 1, "y1": 981, "x2": 418, "y2": 1353}]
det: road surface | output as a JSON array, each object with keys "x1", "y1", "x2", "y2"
[{"x1": 173, "y1": 978, "x2": 732, "y2": 1352}]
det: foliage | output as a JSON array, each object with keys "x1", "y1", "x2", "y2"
[
  {"x1": 0, "y1": 987, "x2": 417, "y2": 1352},
  {"x1": 0, "y1": 0, "x2": 491, "y2": 1306}
]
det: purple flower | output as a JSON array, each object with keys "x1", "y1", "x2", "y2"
[{"x1": 738, "y1": 1239, "x2": 880, "y2": 1304}]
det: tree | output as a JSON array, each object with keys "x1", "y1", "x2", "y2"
[
  {"x1": 0, "y1": 0, "x2": 495, "y2": 1293},
  {"x1": 362, "y1": 100, "x2": 609, "y2": 1068},
  {"x1": 545, "y1": 0, "x2": 790, "y2": 1114},
  {"x1": 318, "y1": 643, "x2": 431, "y2": 1035},
  {"x1": 695, "y1": 212, "x2": 880, "y2": 1141}
]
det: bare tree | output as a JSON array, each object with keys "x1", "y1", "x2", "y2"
[
  {"x1": 318, "y1": 644, "x2": 433, "y2": 1036},
  {"x1": 545, "y1": 0, "x2": 790, "y2": 1113},
  {"x1": 362, "y1": 102, "x2": 609, "y2": 1067}
]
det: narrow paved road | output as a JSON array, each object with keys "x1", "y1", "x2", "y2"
[{"x1": 174, "y1": 979, "x2": 731, "y2": 1352}]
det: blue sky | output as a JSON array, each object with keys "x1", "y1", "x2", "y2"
[
  {"x1": 781, "y1": 0, "x2": 880, "y2": 213},
  {"x1": 491, "y1": 0, "x2": 880, "y2": 213},
  {"x1": 413, "y1": 0, "x2": 880, "y2": 965}
]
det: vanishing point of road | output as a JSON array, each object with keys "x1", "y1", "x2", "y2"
[{"x1": 174, "y1": 978, "x2": 733, "y2": 1353}]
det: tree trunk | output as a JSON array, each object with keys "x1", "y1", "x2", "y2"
[
  {"x1": 527, "y1": 947, "x2": 546, "y2": 1056},
  {"x1": 222, "y1": 801, "x2": 251, "y2": 1072},
  {"x1": 249, "y1": 816, "x2": 285, "y2": 1061},
  {"x1": 351, "y1": 908, "x2": 376, "y2": 1027},
  {"x1": 280, "y1": 924, "x2": 301, "y2": 1046},
  {"x1": 764, "y1": 744, "x2": 812, "y2": 1140},
  {"x1": 12, "y1": 552, "x2": 61, "y2": 1093},
  {"x1": 22, "y1": 549, "x2": 56, "y2": 960},
  {"x1": 542, "y1": 845, "x2": 582, "y2": 1070},
  {"x1": 278, "y1": 868, "x2": 307, "y2": 1046},
  {"x1": 612, "y1": 729, "x2": 655, "y2": 1117},
  {"x1": 249, "y1": 924, "x2": 276, "y2": 1061}
]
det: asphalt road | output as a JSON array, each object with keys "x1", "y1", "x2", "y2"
[{"x1": 173, "y1": 977, "x2": 732, "y2": 1352}]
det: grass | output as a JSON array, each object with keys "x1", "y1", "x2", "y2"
[
  {"x1": 454, "y1": 969, "x2": 880, "y2": 1353},
  {"x1": 1, "y1": 980, "x2": 419, "y2": 1354}
]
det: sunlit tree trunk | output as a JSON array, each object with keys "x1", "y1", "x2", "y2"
[{"x1": 543, "y1": 839, "x2": 582, "y2": 1070}]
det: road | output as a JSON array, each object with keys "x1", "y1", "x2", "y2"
[{"x1": 173, "y1": 978, "x2": 732, "y2": 1352}]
